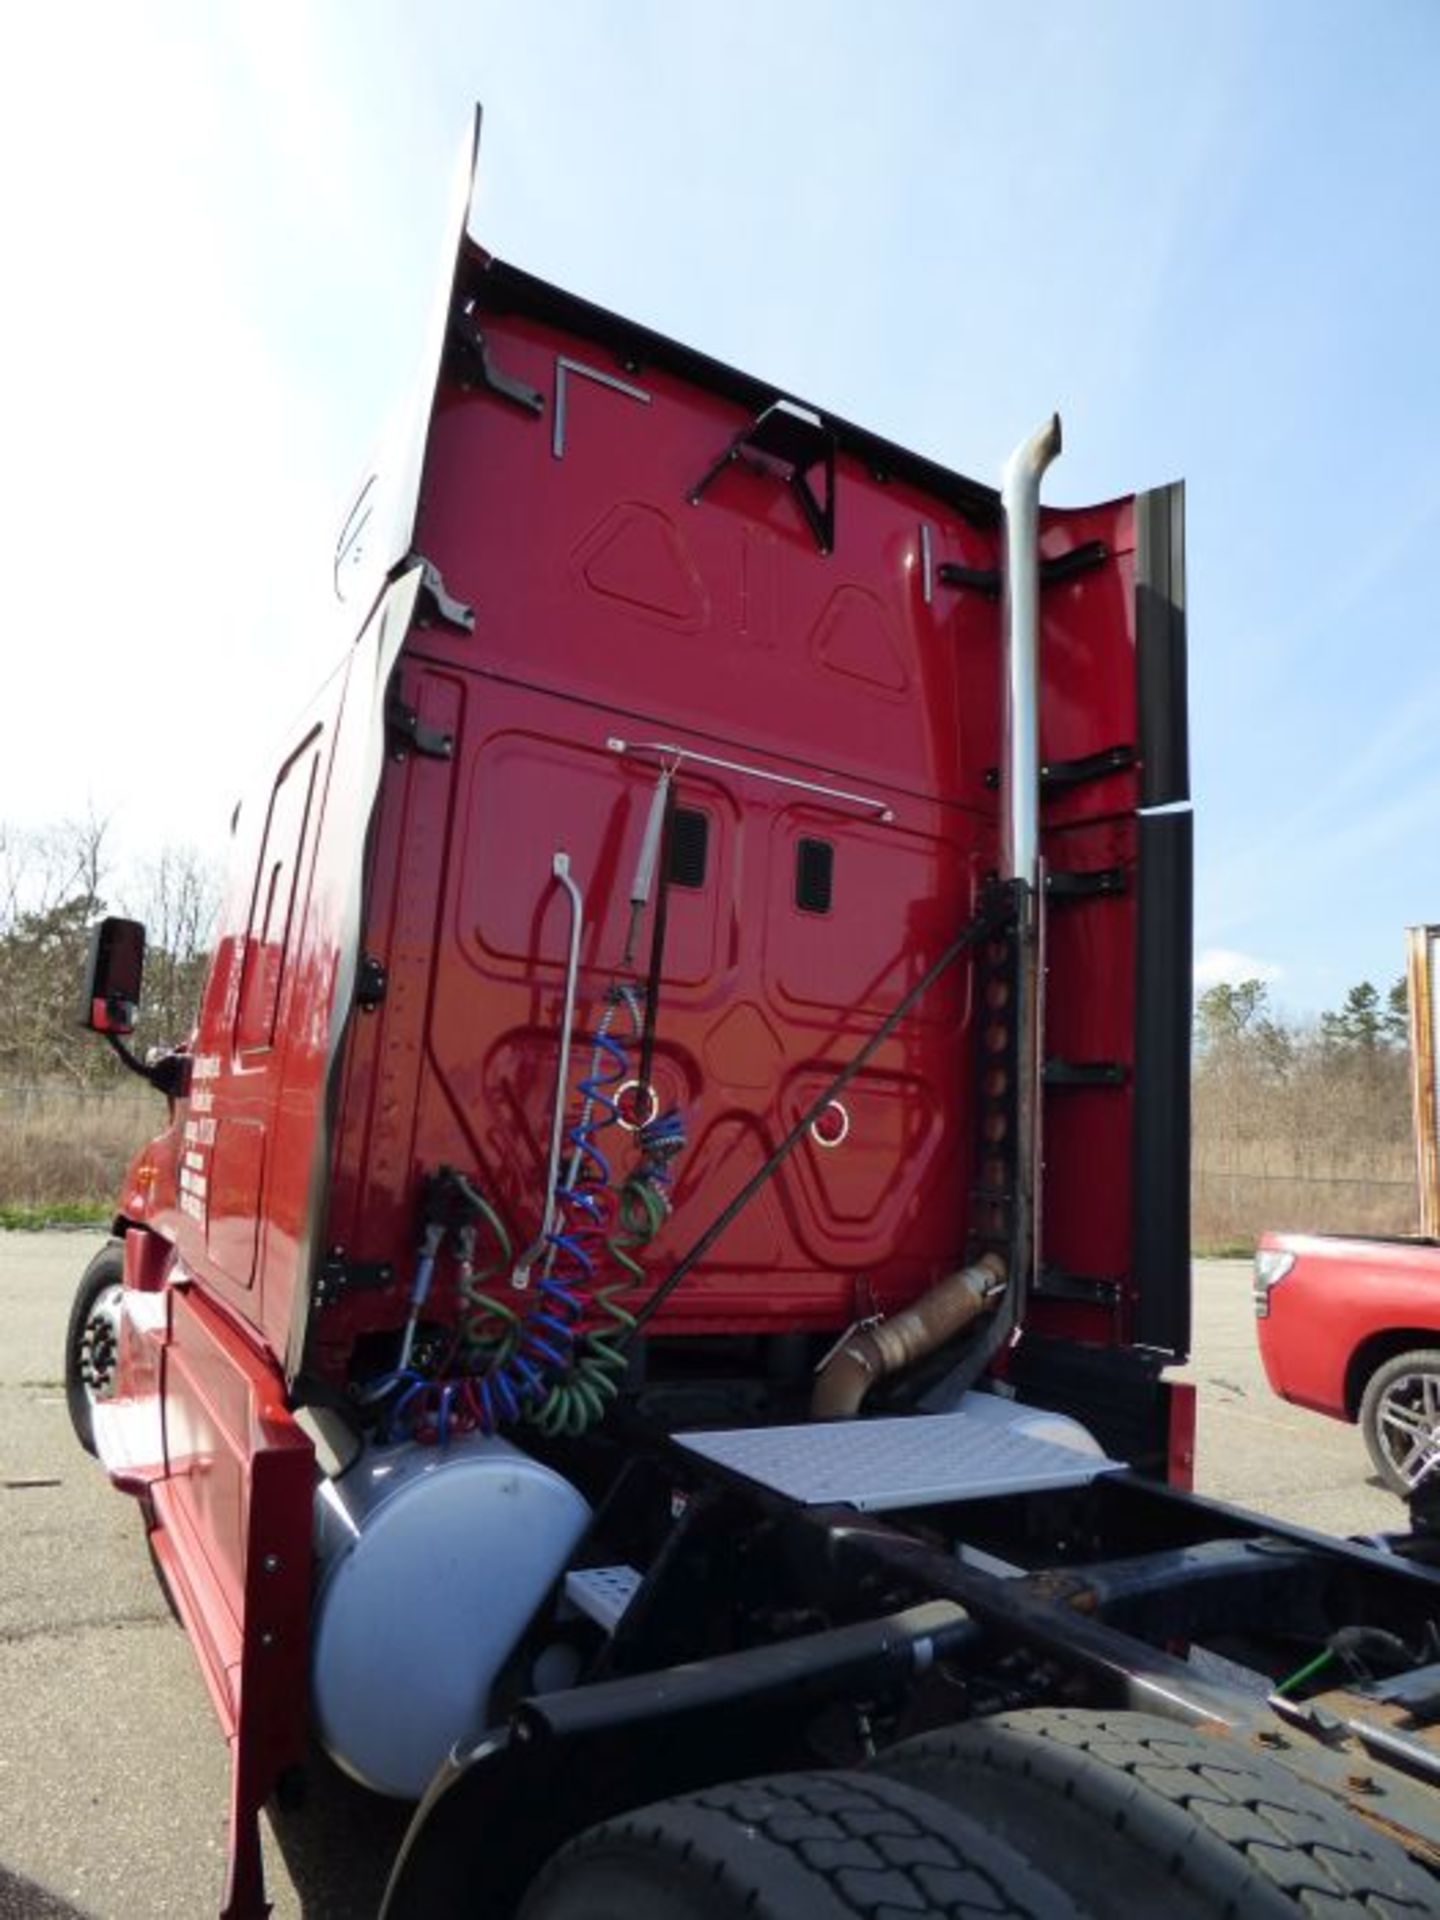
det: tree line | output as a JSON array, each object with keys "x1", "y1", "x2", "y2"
[
  {"x1": 1196, "y1": 975, "x2": 1410, "y2": 1064},
  {"x1": 0, "y1": 816, "x2": 219, "y2": 1086},
  {"x1": 1192, "y1": 971, "x2": 1416, "y2": 1243}
]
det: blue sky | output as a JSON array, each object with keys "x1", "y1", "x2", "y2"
[{"x1": 3, "y1": 2, "x2": 1436, "y2": 1013}]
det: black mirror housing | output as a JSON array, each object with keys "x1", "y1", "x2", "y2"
[{"x1": 80, "y1": 917, "x2": 147, "y2": 1036}]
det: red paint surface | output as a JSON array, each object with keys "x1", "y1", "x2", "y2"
[
  {"x1": 94, "y1": 231, "x2": 1174, "y2": 1916},
  {"x1": 320, "y1": 280, "x2": 1146, "y2": 1359},
  {"x1": 1257, "y1": 1230, "x2": 1440, "y2": 1419},
  {"x1": 149, "y1": 1287, "x2": 312, "y2": 1919},
  {"x1": 1167, "y1": 1379, "x2": 1197, "y2": 1491}
]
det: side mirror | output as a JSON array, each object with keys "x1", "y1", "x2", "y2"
[{"x1": 80, "y1": 917, "x2": 147, "y2": 1037}]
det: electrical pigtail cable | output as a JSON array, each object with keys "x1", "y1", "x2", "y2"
[{"x1": 364, "y1": 975, "x2": 686, "y2": 1444}]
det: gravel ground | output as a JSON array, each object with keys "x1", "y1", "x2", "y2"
[{"x1": 0, "y1": 1235, "x2": 1410, "y2": 1917}]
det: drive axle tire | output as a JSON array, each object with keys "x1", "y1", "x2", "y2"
[
  {"x1": 517, "y1": 1767, "x2": 1079, "y2": 1919},
  {"x1": 1359, "y1": 1350, "x2": 1440, "y2": 1496},
  {"x1": 873, "y1": 1709, "x2": 1438, "y2": 1917},
  {"x1": 64, "y1": 1238, "x2": 125, "y2": 1456}
]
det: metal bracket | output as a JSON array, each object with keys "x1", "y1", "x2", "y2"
[
  {"x1": 1043, "y1": 1059, "x2": 1129, "y2": 1090},
  {"x1": 984, "y1": 747, "x2": 1134, "y2": 797},
  {"x1": 315, "y1": 1252, "x2": 395, "y2": 1309},
  {"x1": 553, "y1": 356, "x2": 651, "y2": 459},
  {"x1": 607, "y1": 736, "x2": 894, "y2": 823},
  {"x1": 447, "y1": 309, "x2": 545, "y2": 415},
  {"x1": 938, "y1": 542, "x2": 1110, "y2": 600},
  {"x1": 355, "y1": 954, "x2": 387, "y2": 1011},
  {"x1": 1040, "y1": 539, "x2": 1109, "y2": 587},
  {"x1": 386, "y1": 685, "x2": 454, "y2": 761},
  {"x1": 938, "y1": 561, "x2": 1001, "y2": 597},
  {"x1": 1045, "y1": 867, "x2": 1128, "y2": 903},
  {"x1": 1032, "y1": 1266, "x2": 1122, "y2": 1306},
  {"x1": 1040, "y1": 744, "x2": 1136, "y2": 793},
  {"x1": 409, "y1": 556, "x2": 475, "y2": 634},
  {"x1": 689, "y1": 400, "x2": 836, "y2": 556}
]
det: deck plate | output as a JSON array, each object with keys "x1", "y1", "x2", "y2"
[{"x1": 676, "y1": 1408, "x2": 1118, "y2": 1511}]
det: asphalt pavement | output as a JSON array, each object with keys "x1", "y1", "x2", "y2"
[{"x1": 0, "y1": 1237, "x2": 1410, "y2": 1917}]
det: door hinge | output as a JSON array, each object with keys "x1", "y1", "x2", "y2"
[
  {"x1": 386, "y1": 684, "x2": 454, "y2": 761},
  {"x1": 355, "y1": 955, "x2": 387, "y2": 1011},
  {"x1": 407, "y1": 554, "x2": 475, "y2": 634}
]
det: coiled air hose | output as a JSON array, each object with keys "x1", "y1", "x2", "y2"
[
  {"x1": 365, "y1": 887, "x2": 1001, "y2": 1443},
  {"x1": 366, "y1": 983, "x2": 683, "y2": 1444}
]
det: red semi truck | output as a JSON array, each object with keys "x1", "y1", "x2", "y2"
[
  {"x1": 1257, "y1": 925, "x2": 1440, "y2": 1494},
  {"x1": 68, "y1": 121, "x2": 1440, "y2": 1918}
]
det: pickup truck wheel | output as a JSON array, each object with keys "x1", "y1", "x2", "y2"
[
  {"x1": 873, "y1": 1708, "x2": 1437, "y2": 1916},
  {"x1": 517, "y1": 1768, "x2": 1076, "y2": 1919},
  {"x1": 1359, "y1": 1350, "x2": 1440, "y2": 1495},
  {"x1": 64, "y1": 1238, "x2": 125, "y2": 1456}
]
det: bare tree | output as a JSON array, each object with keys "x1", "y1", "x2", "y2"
[
  {"x1": 122, "y1": 845, "x2": 221, "y2": 1050},
  {"x1": 0, "y1": 814, "x2": 115, "y2": 1084},
  {"x1": 0, "y1": 820, "x2": 222, "y2": 1084}
]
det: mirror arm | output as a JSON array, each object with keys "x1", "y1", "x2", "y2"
[{"x1": 103, "y1": 1031, "x2": 190, "y2": 1099}]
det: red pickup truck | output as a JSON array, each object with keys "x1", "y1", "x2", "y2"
[
  {"x1": 1256, "y1": 1229, "x2": 1440, "y2": 1493},
  {"x1": 1257, "y1": 924, "x2": 1440, "y2": 1495}
]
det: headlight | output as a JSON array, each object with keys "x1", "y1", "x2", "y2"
[{"x1": 1253, "y1": 1249, "x2": 1296, "y2": 1317}]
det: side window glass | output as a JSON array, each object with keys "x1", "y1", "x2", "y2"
[{"x1": 235, "y1": 734, "x2": 320, "y2": 1052}]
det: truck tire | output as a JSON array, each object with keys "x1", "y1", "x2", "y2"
[
  {"x1": 64, "y1": 1238, "x2": 125, "y2": 1456},
  {"x1": 1359, "y1": 1349, "x2": 1440, "y2": 1496},
  {"x1": 872, "y1": 1709, "x2": 1437, "y2": 1917},
  {"x1": 517, "y1": 1767, "x2": 1079, "y2": 1919}
]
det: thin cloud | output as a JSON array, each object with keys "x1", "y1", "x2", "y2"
[{"x1": 1194, "y1": 949, "x2": 1284, "y2": 990}]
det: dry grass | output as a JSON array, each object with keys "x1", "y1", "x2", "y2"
[
  {"x1": 0, "y1": 1064, "x2": 1422, "y2": 1251},
  {"x1": 0, "y1": 1084, "x2": 162, "y2": 1215},
  {"x1": 1192, "y1": 1163, "x2": 1415, "y2": 1248},
  {"x1": 1191, "y1": 1046, "x2": 1418, "y2": 1250}
]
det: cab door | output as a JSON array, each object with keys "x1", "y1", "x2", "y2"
[{"x1": 206, "y1": 730, "x2": 324, "y2": 1291}]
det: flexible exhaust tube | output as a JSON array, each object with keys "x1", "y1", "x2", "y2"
[{"x1": 811, "y1": 1255, "x2": 1007, "y2": 1419}]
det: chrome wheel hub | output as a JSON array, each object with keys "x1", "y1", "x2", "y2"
[
  {"x1": 1376, "y1": 1370, "x2": 1440, "y2": 1489},
  {"x1": 79, "y1": 1284, "x2": 124, "y2": 1403}
]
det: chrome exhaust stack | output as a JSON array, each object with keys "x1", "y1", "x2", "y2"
[
  {"x1": 1001, "y1": 414, "x2": 1062, "y2": 887},
  {"x1": 811, "y1": 416, "x2": 1063, "y2": 1420},
  {"x1": 1000, "y1": 413, "x2": 1061, "y2": 1311}
]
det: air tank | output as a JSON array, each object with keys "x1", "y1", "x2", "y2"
[{"x1": 310, "y1": 1432, "x2": 590, "y2": 1798}]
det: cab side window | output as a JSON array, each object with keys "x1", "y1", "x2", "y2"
[{"x1": 235, "y1": 733, "x2": 320, "y2": 1053}]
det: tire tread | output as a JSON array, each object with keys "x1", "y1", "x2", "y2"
[
  {"x1": 520, "y1": 1768, "x2": 1077, "y2": 1919},
  {"x1": 875, "y1": 1709, "x2": 1437, "y2": 1917}
]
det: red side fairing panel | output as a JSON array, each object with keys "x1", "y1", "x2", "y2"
[{"x1": 316, "y1": 248, "x2": 1174, "y2": 1366}]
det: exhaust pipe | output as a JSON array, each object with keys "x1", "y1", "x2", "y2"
[
  {"x1": 998, "y1": 413, "x2": 1061, "y2": 1323},
  {"x1": 811, "y1": 1255, "x2": 1007, "y2": 1419},
  {"x1": 1001, "y1": 414, "x2": 1062, "y2": 887},
  {"x1": 810, "y1": 416, "x2": 1062, "y2": 1422}
]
